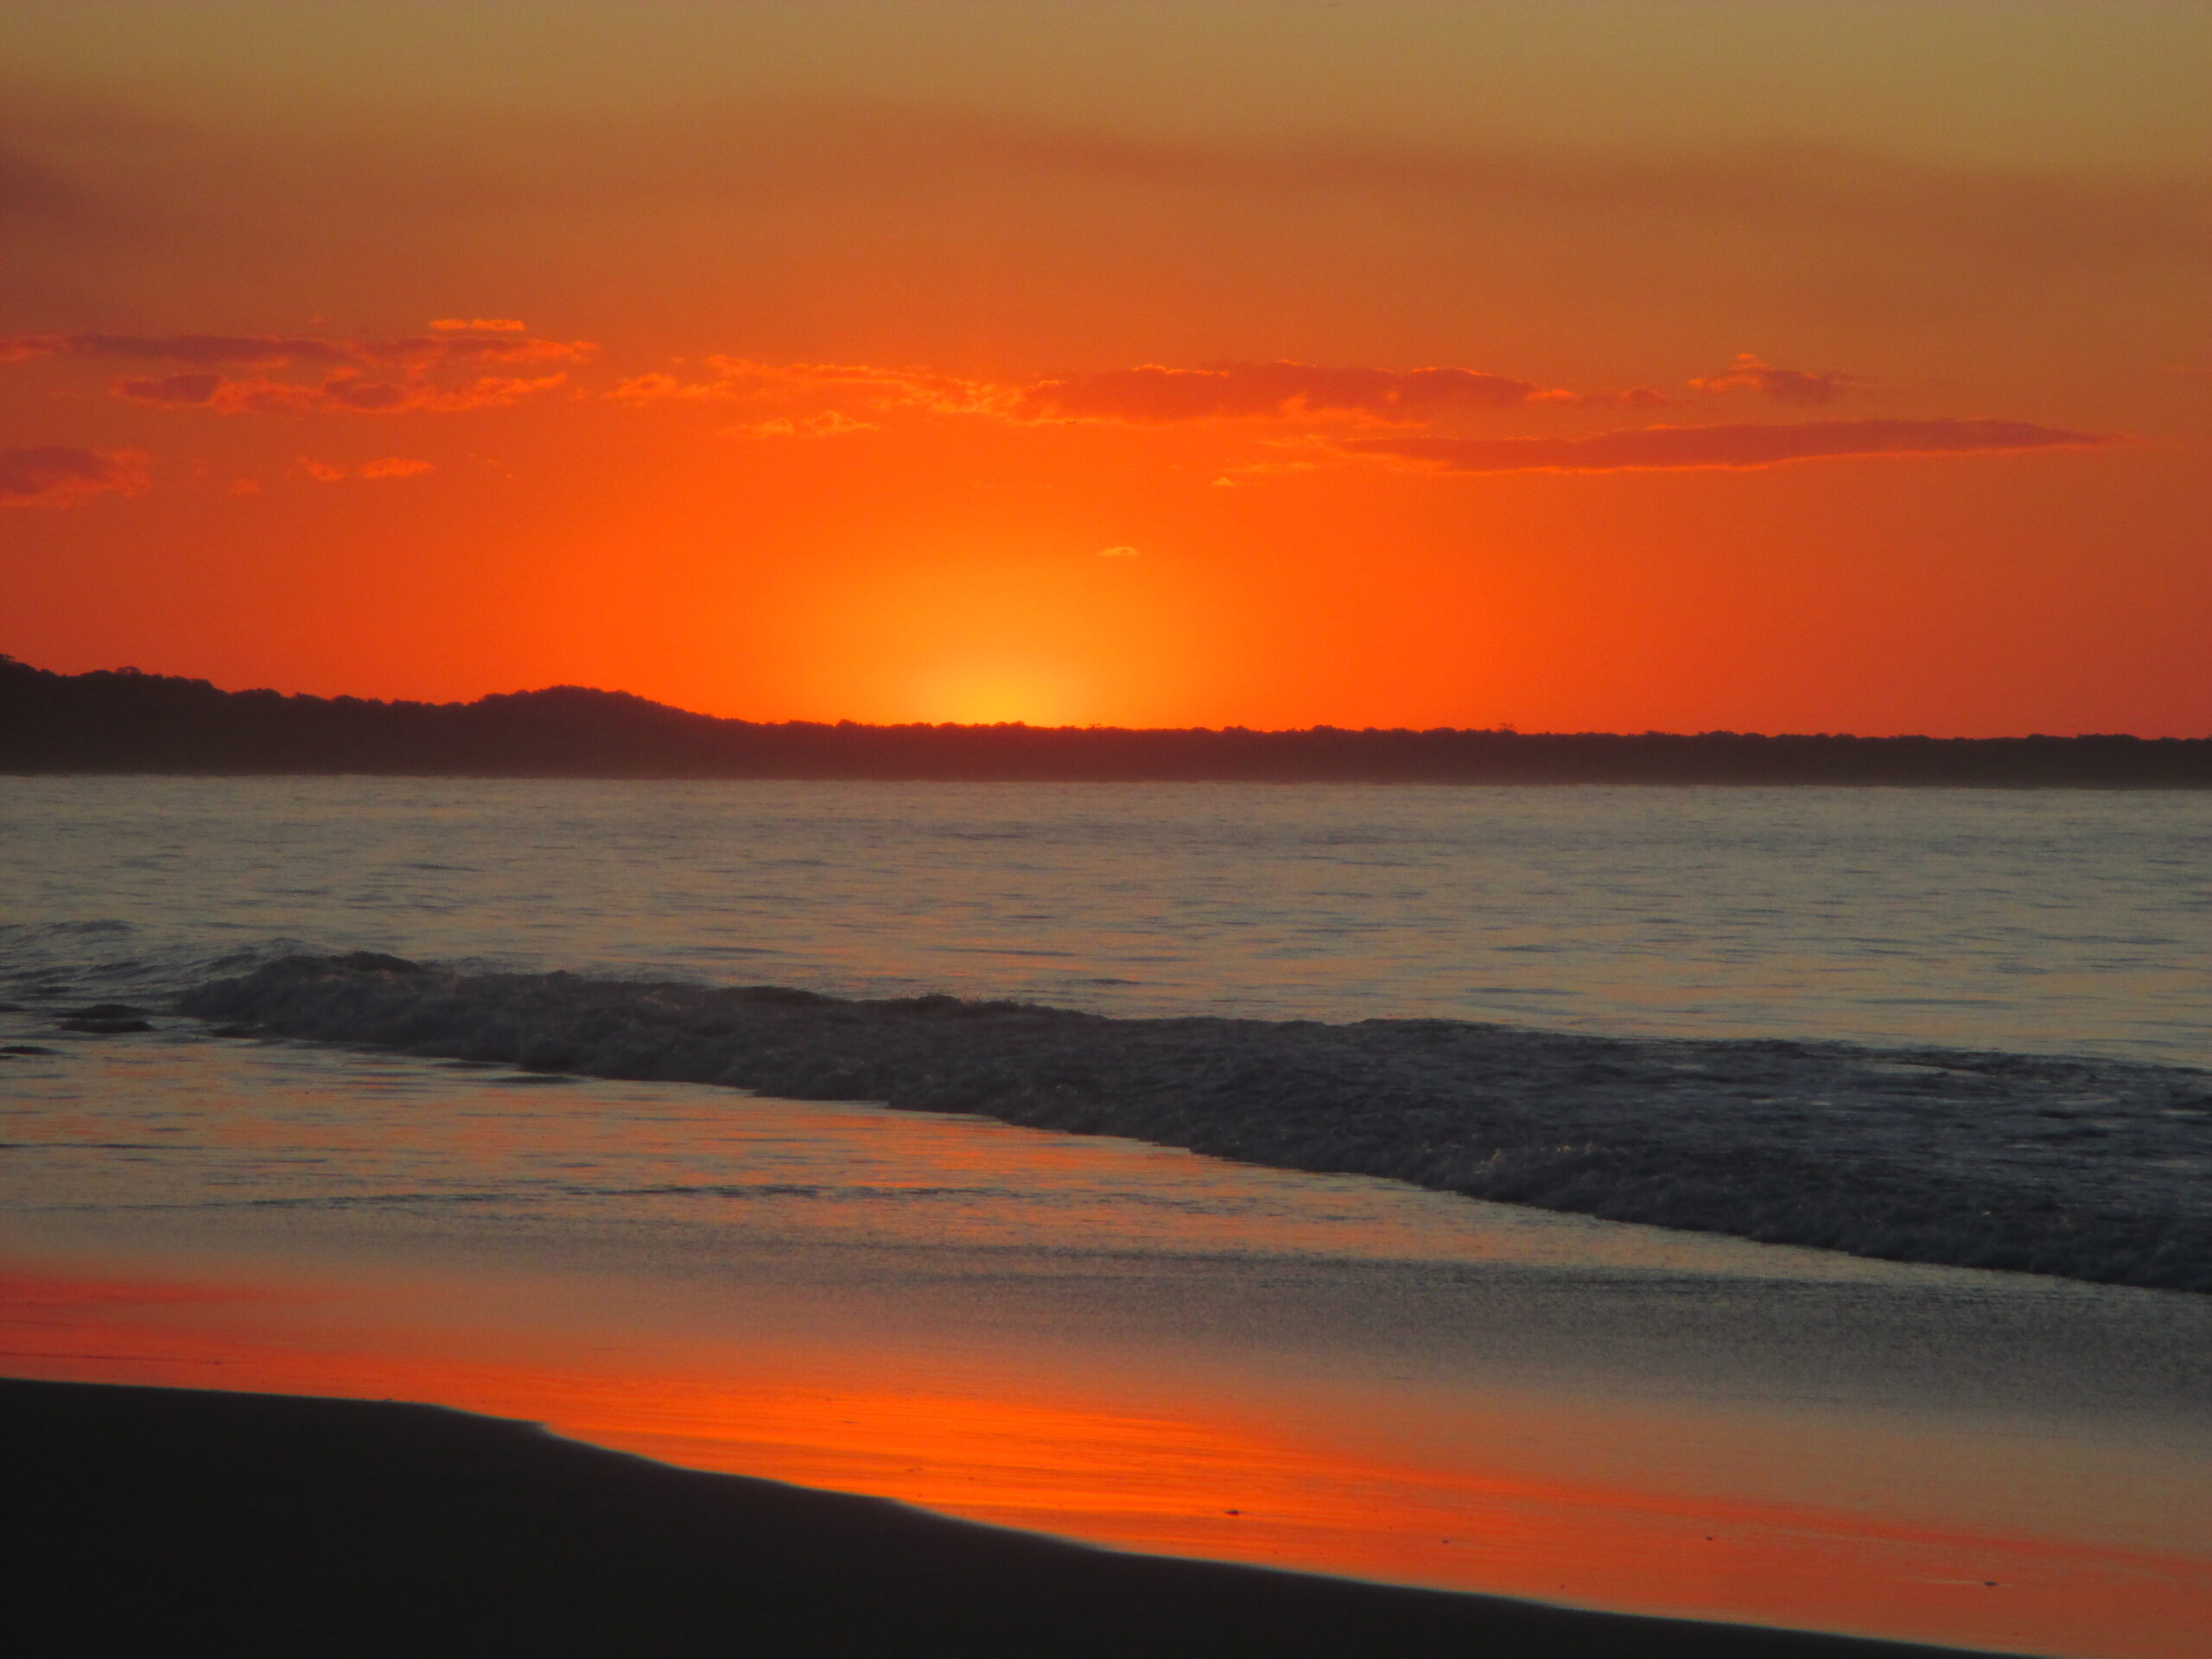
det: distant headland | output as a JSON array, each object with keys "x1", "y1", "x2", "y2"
[{"x1": 3, "y1": 655, "x2": 2206, "y2": 785}]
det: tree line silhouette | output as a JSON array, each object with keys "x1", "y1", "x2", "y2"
[{"x1": 4, "y1": 655, "x2": 2205, "y2": 785}]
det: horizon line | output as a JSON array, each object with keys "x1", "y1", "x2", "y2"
[{"x1": 4, "y1": 655, "x2": 2201, "y2": 744}]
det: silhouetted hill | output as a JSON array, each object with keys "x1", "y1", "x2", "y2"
[{"x1": 3, "y1": 655, "x2": 2205, "y2": 785}]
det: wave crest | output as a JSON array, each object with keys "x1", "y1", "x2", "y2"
[{"x1": 179, "y1": 954, "x2": 2212, "y2": 1294}]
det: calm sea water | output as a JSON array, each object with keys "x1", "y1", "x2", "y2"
[{"x1": 3, "y1": 776, "x2": 2209, "y2": 1064}]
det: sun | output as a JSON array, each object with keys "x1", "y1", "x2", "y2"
[{"x1": 918, "y1": 664, "x2": 1084, "y2": 727}]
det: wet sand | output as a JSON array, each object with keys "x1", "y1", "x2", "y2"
[
  {"x1": 4, "y1": 1376, "x2": 2009, "y2": 1658},
  {"x1": 5, "y1": 1030, "x2": 2205, "y2": 1656}
]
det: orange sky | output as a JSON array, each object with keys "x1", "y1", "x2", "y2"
[{"x1": 3, "y1": 3, "x2": 2208, "y2": 734}]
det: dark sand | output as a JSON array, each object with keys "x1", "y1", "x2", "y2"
[{"x1": 4, "y1": 1377, "x2": 2012, "y2": 1658}]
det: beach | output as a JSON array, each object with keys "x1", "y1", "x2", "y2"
[
  {"x1": 5, "y1": 1010, "x2": 2207, "y2": 1658},
  {"x1": 3, "y1": 779, "x2": 2208, "y2": 1657},
  {"x1": 7, "y1": 1376, "x2": 2013, "y2": 1658}
]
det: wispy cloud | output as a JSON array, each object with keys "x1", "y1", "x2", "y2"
[
  {"x1": 1689, "y1": 353, "x2": 1867, "y2": 405},
  {"x1": 0, "y1": 443, "x2": 148, "y2": 507},
  {"x1": 615, "y1": 356, "x2": 1662, "y2": 426},
  {"x1": 2, "y1": 327, "x2": 590, "y2": 369},
  {"x1": 3, "y1": 324, "x2": 592, "y2": 416},
  {"x1": 610, "y1": 353, "x2": 2117, "y2": 482},
  {"x1": 611, "y1": 357, "x2": 1004, "y2": 416},
  {"x1": 301, "y1": 455, "x2": 435, "y2": 481},
  {"x1": 1211, "y1": 458, "x2": 1322, "y2": 487},
  {"x1": 1338, "y1": 418, "x2": 2123, "y2": 474},
  {"x1": 7, "y1": 333, "x2": 354, "y2": 367},
  {"x1": 723, "y1": 410, "x2": 879, "y2": 440},
  {"x1": 117, "y1": 370, "x2": 566, "y2": 415},
  {"x1": 1013, "y1": 362, "x2": 1662, "y2": 423}
]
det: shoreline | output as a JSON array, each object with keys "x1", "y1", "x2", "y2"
[
  {"x1": 3, "y1": 1375, "x2": 2014, "y2": 1658},
  {"x1": 173, "y1": 953, "x2": 2212, "y2": 1294}
]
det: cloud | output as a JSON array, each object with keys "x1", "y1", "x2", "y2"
[
  {"x1": 115, "y1": 369, "x2": 567, "y2": 415},
  {"x1": 4, "y1": 326, "x2": 593, "y2": 417},
  {"x1": 113, "y1": 371, "x2": 226, "y2": 404},
  {"x1": 1015, "y1": 362, "x2": 1669, "y2": 423},
  {"x1": 618, "y1": 356, "x2": 1662, "y2": 427},
  {"x1": 607, "y1": 371, "x2": 693, "y2": 403},
  {"x1": 0, "y1": 444, "x2": 148, "y2": 507},
  {"x1": 34, "y1": 333, "x2": 1661, "y2": 434},
  {"x1": 1096, "y1": 545, "x2": 1140, "y2": 557},
  {"x1": 299, "y1": 455, "x2": 435, "y2": 482},
  {"x1": 1690, "y1": 353, "x2": 1867, "y2": 405},
  {"x1": 1338, "y1": 417, "x2": 2123, "y2": 474},
  {"x1": 723, "y1": 410, "x2": 878, "y2": 439},
  {"x1": 429, "y1": 318, "x2": 526, "y2": 332},
  {"x1": 613, "y1": 357, "x2": 1004, "y2": 416},
  {"x1": 0, "y1": 328, "x2": 590, "y2": 369},
  {"x1": 421, "y1": 101, "x2": 2209, "y2": 278},
  {"x1": 0, "y1": 334, "x2": 66, "y2": 363},
  {"x1": 5, "y1": 333, "x2": 357, "y2": 367},
  {"x1": 1017, "y1": 362, "x2": 1556, "y2": 423},
  {"x1": 372, "y1": 333, "x2": 589, "y2": 367},
  {"x1": 1211, "y1": 458, "x2": 1323, "y2": 486},
  {"x1": 6, "y1": 92, "x2": 2206, "y2": 346}
]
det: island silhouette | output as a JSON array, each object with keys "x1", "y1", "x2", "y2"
[{"x1": 3, "y1": 655, "x2": 2205, "y2": 785}]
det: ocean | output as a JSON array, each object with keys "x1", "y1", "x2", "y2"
[
  {"x1": 6, "y1": 776, "x2": 2209, "y2": 1059},
  {"x1": 3, "y1": 777, "x2": 2209, "y2": 1656}
]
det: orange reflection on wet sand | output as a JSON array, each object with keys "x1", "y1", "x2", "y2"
[{"x1": 3, "y1": 1258, "x2": 2206, "y2": 1659}]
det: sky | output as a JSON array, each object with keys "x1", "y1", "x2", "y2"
[{"x1": 3, "y1": 2, "x2": 2208, "y2": 734}]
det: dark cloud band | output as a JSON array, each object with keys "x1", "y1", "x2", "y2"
[
  {"x1": 1338, "y1": 418, "x2": 2122, "y2": 474},
  {"x1": 0, "y1": 444, "x2": 148, "y2": 507}
]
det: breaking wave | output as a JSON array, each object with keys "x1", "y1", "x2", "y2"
[{"x1": 175, "y1": 952, "x2": 2212, "y2": 1294}]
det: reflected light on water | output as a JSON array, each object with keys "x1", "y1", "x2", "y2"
[
  {"x1": 3, "y1": 1259, "x2": 2206, "y2": 1659},
  {"x1": 4, "y1": 1035, "x2": 2209, "y2": 1659}
]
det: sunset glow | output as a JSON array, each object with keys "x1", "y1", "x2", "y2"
[
  {"x1": 8, "y1": 19, "x2": 2209, "y2": 1654},
  {"x1": 3, "y1": 3, "x2": 2206, "y2": 733}
]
